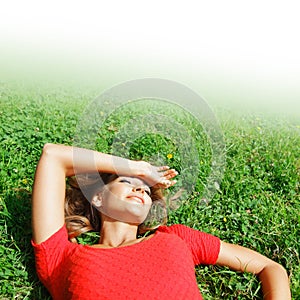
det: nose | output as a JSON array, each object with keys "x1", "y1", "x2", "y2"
[{"x1": 132, "y1": 186, "x2": 145, "y2": 193}]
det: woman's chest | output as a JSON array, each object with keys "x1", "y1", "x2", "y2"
[{"x1": 60, "y1": 234, "x2": 199, "y2": 299}]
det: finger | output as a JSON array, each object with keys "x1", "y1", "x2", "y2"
[
  {"x1": 167, "y1": 180, "x2": 177, "y2": 188},
  {"x1": 158, "y1": 179, "x2": 177, "y2": 189},
  {"x1": 167, "y1": 180, "x2": 177, "y2": 187},
  {"x1": 153, "y1": 179, "x2": 169, "y2": 188},
  {"x1": 162, "y1": 169, "x2": 178, "y2": 178},
  {"x1": 157, "y1": 166, "x2": 170, "y2": 172},
  {"x1": 163, "y1": 173, "x2": 177, "y2": 180}
]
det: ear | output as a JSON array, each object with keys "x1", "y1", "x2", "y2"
[{"x1": 91, "y1": 193, "x2": 102, "y2": 208}]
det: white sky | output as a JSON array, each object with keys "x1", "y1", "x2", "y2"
[{"x1": 1, "y1": 0, "x2": 299, "y2": 115}]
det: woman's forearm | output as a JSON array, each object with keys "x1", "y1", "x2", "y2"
[
  {"x1": 258, "y1": 262, "x2": 291, "y2": 300},
  {"x1": 216, "y1": 242, "x2": 291, "y2": 300},
  {"x1": 43, "y1": 143, "x2": 143, "y2": 177},
  {"x1": 43, "y1": 143, "x2": 176, "y2": 187}
]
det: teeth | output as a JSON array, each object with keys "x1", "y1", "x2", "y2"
[{"x1": 129, "y1": 197, "x2": 143, "y2": 204}]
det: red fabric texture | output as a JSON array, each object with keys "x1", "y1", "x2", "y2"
[{"x1": 32, "y1": 224, "x2": 220, "y2": 300}]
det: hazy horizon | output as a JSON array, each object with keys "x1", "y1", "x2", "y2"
[{"x1": 1, "y1": 1, "x2": 299, "y2": 118}]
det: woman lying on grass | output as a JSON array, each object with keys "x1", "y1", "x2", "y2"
[{"x1": 32, "y1": 143, "x2": 291, "y2": 299}]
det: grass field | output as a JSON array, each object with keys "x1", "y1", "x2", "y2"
[{"x1": 0, "y1": 81, "x2": 299, "y2": 299}]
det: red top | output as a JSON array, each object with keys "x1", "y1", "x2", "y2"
[{"x1": 32, "y1": 224, "x2": 220, "y2": 300}]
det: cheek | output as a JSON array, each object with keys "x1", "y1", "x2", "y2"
[
  {"x1": 103, "y1": 185, "x2": 126, "y2": 200},
  {"x1": 102, "y1": 191, "x2": 122, "y2": 209},
  {"x1": 145, "y1": 195, "x2": 153, "y2": 206},
  {"x1": 142, "y1": 197, "x2": 152, "y2": 214}
]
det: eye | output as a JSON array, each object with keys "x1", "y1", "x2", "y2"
[{"x1": 119, "y1": 179, "x2": 131, "y2": 184}]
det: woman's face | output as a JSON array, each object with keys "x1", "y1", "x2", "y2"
[{"x1": 95, "y1": 176, "x2": 153, "y2": 224}]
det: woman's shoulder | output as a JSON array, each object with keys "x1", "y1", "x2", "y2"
[
  {"x1": 31, "y1": 224, "x2": 78, "y2": 285},
  {"x1": 31, "y1": 224, "x2": 74, "y2": 251},
  {"x1": 157, "y1": 223, "x2": 192, "y2": 234},
  {"x1": 157, "y1": 223, "x2": 220, "y2": 245},
  {"x1": 158, "y1": 223, "x2": 221, "y2": 265}
]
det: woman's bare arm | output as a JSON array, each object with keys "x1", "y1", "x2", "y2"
[
  {"x1": 32, "y1": 143, "x2": 177, "y2": 244},
  {"x1": 216, "y1": 241, "x2": 291, "y2": 299}
]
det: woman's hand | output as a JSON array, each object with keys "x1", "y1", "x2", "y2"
[{"x1": 129, "y1": 161, "x2": 178, "y2": 189}]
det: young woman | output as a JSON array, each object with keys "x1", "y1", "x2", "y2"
[{"x1": 32, "y1": 143, "x2": 291, "y2": 300}]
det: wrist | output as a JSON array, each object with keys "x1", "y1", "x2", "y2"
[
  {"x1": 107, "y1": 156, "x2": 148, "y2": 178},
  {"x1": 127, "y1": 160, "x2": 150, "y2": 178}
]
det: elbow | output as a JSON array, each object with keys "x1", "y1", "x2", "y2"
[
  {"x1": 42, "y1": 143, "x2": 56, "y2": 154},
  {"x1": 259, "y1": 261, "x2": 287, "y2": 275},
  {"x1": 277, "y1": 263, "x2": 288, "y2": 276},
  {"x1": 41, "y1": 143, "x2": 62, "y2": 157},
  {"x1": 267, "y1": 261, "x2": 287, "y2": 274},
  {"x1": 258, "y1": 261, "x2": 289, "y2": 282},
  {"x1": 39, "y1": 143, "x2": 61, "y2": 162},
  {"x1": 40, "y1": 143, "x2": 73, "y2": 176},
  {"x1": 278, "y1": 263, "x2": 289, "y2": 279},
  {"x1": 258, "y1": 262, "x2": 291, "y2": 299}
]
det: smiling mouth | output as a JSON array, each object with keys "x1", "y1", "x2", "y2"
[{"x1": 127, "y1": 196, "x2": 144, "y2": 204}]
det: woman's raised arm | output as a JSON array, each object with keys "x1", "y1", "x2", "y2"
[
  {"x1": 32, "y1": 143, "x2": 177, "y2": 244},
  {"x1": 216, "y1": 241, "x2": 291, "y2": 299}
]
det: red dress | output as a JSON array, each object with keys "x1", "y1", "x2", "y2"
[{"x1": 32, "y1": 224, "x2": 220, "y2": 299}]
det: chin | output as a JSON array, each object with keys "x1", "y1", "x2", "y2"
[
  {"x1": 121, "y1": 213, "x2": 148, "y2": 225},
  {"x1": 100, "y1": 207, "x2": 149, "y2": 224}
]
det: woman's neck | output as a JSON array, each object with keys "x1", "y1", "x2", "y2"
[{"x1": 98, "y1": 217, "x2": 139, "y2": 248}]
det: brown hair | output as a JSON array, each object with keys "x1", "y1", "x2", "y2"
[{"x1": 64, "y1": 173, "x2": 167, "y2": 243}]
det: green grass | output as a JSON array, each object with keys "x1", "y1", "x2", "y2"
[{"x1": 0, "y1": 82, "x2": 299, "y2": 299}]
